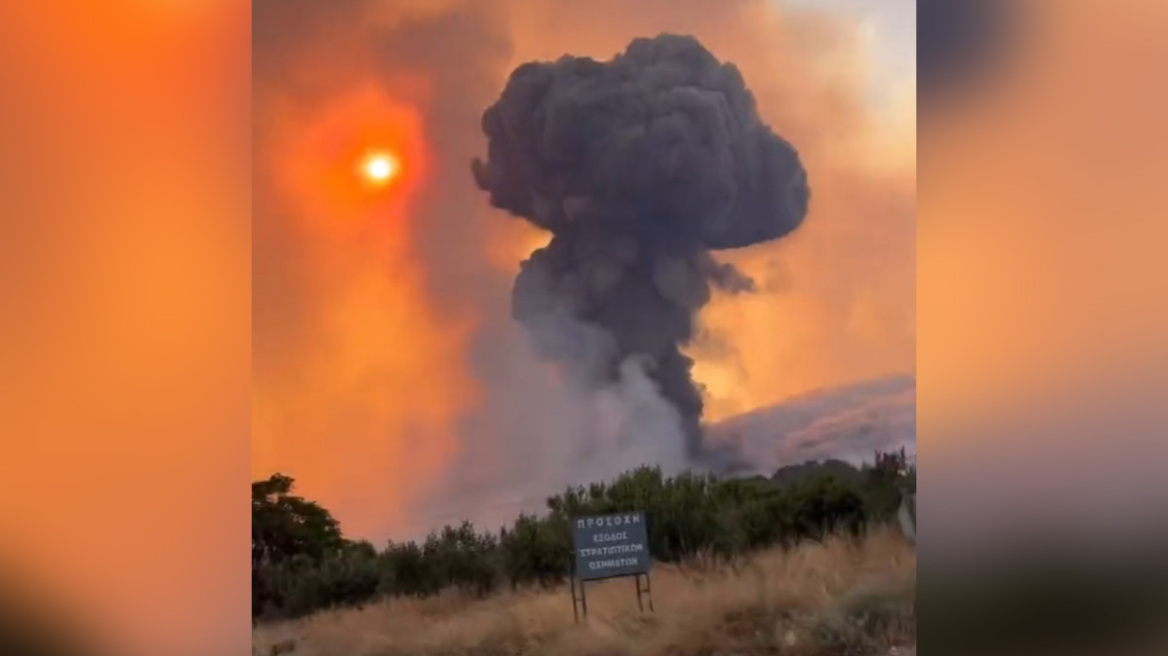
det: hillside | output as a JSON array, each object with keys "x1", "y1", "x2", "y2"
[
  {"x1": 251, "y1": 377, "x2": 918, "y2": 651},
  {"x1": 253, "y1": 529, "x2": 916, "y2": 656},
  {"x1": 252, "y1": 451, "x2": 916, "y2": 626},
  {"x1": 708, "y1": 374, "x2": 916, "y2": 475}
]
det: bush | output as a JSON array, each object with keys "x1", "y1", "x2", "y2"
[{"x1": 252, "y1": 450, "x2": 915, "y2": 622}]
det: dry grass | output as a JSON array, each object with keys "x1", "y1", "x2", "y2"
[{"x1": 252, "y1": 529, "x2": 915, "y2": 656}]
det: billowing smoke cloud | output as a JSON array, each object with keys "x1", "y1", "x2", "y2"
[{"x1": 471, "y1": 34, "x2": 810, "y2": 464}]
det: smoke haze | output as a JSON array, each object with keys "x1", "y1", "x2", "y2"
[
  {"x1": 252, "y1": 0, "x2": 915, "y2": 541},
  {"x1": 918, "y1": 0, "x2": 1168, "y2": 550}
]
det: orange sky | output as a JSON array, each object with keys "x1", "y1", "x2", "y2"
[
  {"x1": 918, "y1": 0, "x2": 1168, "y2": 428},
  {"x1": 0, "y1": 2, "x2": 250, "y2": 656},
  {"x1": 252, "y1": 0, "x2": 916, "y2": 541},
  {"x1": 915, "y1": 1, "x2": 1168, "y2": 551}
]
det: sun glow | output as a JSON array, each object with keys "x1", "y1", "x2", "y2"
[{"x1": 360, "y1": 150, "x2": 401, "y2": 186}]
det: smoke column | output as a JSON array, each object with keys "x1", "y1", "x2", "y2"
[{"x1": 472, "y1": 34, "x2": 810, "y2": 465}]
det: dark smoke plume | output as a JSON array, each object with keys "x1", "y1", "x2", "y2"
[
  {"x1": 919, "y1": 0, "x2": 1013, "y2": 101},
  {"x1": 472, "y1": 33, "x2": 810, "y2": 465}
]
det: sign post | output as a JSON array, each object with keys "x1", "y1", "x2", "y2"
[{"x1": 569, "y1": 511, "x2": 652, "y2": 622}]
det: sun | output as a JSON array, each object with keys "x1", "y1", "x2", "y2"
[{"x1": 359, "y1": 150, "x2": 401, "y2": 187}]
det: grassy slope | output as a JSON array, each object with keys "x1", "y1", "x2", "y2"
[{"x1": 253, "y1": 528, "x2": 915, "y2": 656}]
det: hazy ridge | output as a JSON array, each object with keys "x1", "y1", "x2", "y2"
[{"x1": 709, "y1": 373, "x2": 916, "y2": 475}]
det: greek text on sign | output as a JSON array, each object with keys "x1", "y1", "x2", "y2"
[{"x1": 571, "y1": 512, "x2": 650, "y2": 581}]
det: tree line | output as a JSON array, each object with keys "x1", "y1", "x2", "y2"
[{"x1": 252, "y1": 449, "x2": 915, "y2": 622}]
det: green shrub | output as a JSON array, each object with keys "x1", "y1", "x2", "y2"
[{"x1": 252, "y1": 450, "x2": 914, "y2": 621}]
